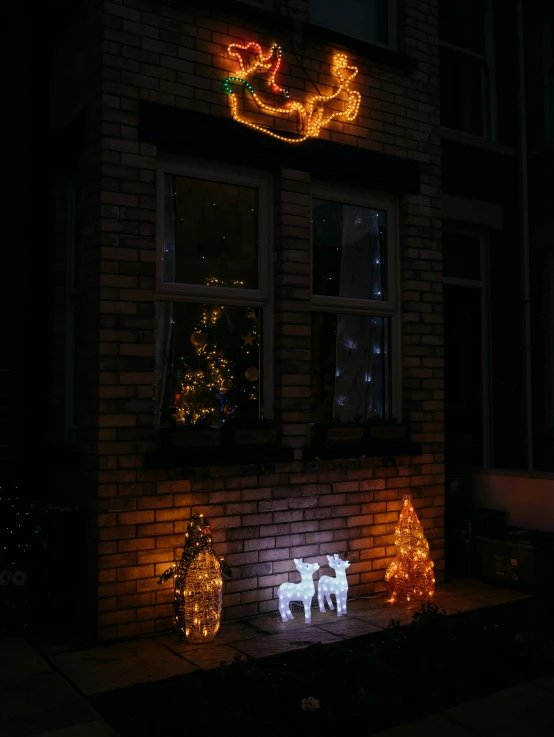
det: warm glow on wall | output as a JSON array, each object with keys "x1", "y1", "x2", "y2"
[
  {"x1": 385, "y1": 495, "x2": 435, "y2": 604},
  {"x1": 223, "y1": 42, "x2": 361, "y2": 143},
  {"x1": 159, "y1": 514, "x2": 232, "y2": 643}
]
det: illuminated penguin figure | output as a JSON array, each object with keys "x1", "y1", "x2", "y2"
[{"x1": 159, "y1": 514, "x2": 232, "y2": 644}]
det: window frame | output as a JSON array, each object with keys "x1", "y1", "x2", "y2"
[
  {"x1": 156, "y1": 158, "x2": 274, "y2": 420},
  {"x1": 308, "y1": 0, "x2": 398, "y2": 52},
  {"x1": 310, "y1": 182, "x2": 401, "y2": 422},
  {"x1": 438, "y1": 0, "x2": 497, "y2": 142}
]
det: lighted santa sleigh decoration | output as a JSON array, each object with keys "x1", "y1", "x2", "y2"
[
  {"x1": 222, "y1": 41, "x2": 362, "y2": 143},
  {"x1": 278, "y1": 554, "x2": 351, "y2": 623}
]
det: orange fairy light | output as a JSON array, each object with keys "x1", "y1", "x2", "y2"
[
  {"x1": 385, "y1": 495, "x2": 435, "y2": 604},
  {"x1": 223, "y1": 42, "x2": 361, "y2": 143}
]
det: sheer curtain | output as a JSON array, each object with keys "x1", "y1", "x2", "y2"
[
  {"x1": 155, "y1": 175, "x2": 176, "y2": 427},
  {"x1": 335, "y1": 206, "x2": 384, "y2": 421}
]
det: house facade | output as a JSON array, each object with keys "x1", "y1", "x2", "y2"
[{"x1": 47, "y1": 0, "x2": 446, "y2": 641}]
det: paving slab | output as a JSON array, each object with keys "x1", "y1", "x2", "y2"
[
  {"x1": 247, "y1": 608, "x2": 341, "y2": 634},
  {"x1": 442, "y1": 682, "x2": 554, "y2": 737},
  {"x1": 35, "y1": 719, "x2": 119, "y2": 737},
  {"x1": 1, "y1": 636, "x2": 52, "y2": 681},
  {"x1": 50, "y1": 640, "x2": 197, "y2": 696},
  {"x1": 317, "y1": 616, "x2": 383, "y2": 638},
  {"x1": 178, "y1": 643, "x2": 245, "y2": 669},
  {"x1": 372, "y1": 713, "x2": 479, "y2": 737},
  {"x1": 0, "y1": 671, "x2": 100, "y2": 737},
  {"x1": 232, "y1": 627, "x2": 343, "y2": 659}
]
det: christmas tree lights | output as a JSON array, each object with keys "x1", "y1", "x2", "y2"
[
  {"x1": 385, "y1": 495, "x2": 435, "y2": 604},
  {"x1": 278, "y1": 558, "x2": 320, "y2": 623},
  {"x1": 159, "y1": 514, "x2": 232, "y2": 643},
  {"x1": 318, "y1": 553, "x2": 350, "y2": 616},
  {"x1": 172, "y1": 277, "x2": 260, "y2": 425},
  {"x1": 223, "y1": 43, "x2": 361, "y2": 143}
]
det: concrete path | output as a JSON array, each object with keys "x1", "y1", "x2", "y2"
[
  {"x1": 0, "y1": 637, "x2": 118, "y2": 737},
  {"x1": 2, "y1": 580, "x2": 543, "y2": 735},
  {"x1": 372, "y1": 679, "x2": 554, "y2": 737}
]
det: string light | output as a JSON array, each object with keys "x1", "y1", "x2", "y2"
[
  {"x1": 318, "y1": 553, "x2": 350, "y2": 617},
  {"x1": 223, "y1": 43, "x2": 361, "y2": 143},
  {"x1": 158, "y1": 514, "x2": 232, "y2": 643},
  {"x1": 385, "y1": 495, "x2": 435, "y2": 605},
  {"x1": 173, "y1": 276, "x2": 259, "y2": 425},
  {"x1": 278, "y1": 558, "x2": 320, "y2": 623}
]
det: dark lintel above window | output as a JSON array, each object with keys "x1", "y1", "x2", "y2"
[{"x1": 139, "y1": 101, "x2": 421, "y2": 195}]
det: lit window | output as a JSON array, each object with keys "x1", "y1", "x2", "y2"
[
  {"x1": 439, "y1": 0, "x2": 494, "y2": 138},
  {"x1": 310, "y1": 190, "x2": 398, "y2": 423},
  {"x1": 157, "y1": 166, "x2": 270, "y2": 428},
  {"x1": 309, "y1": 0, "x2": 395, "y2": 49}
]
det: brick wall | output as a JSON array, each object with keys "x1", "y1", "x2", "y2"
[{"x1": 65, "y1": 0, "x2": 447, "y2": 640}]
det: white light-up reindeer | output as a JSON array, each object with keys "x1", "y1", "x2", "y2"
[
  {"x1": 318, "y1": 553, "x2": 351, "y2": 617},
  {"x1": 278, "y1": 558, "x2": 320, "y2": 623}
]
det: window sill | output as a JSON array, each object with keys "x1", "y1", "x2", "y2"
[
  {"x1": 440, "y1": 128, "x2": 514, "y2": 156},
  {"x1": 145, "y1": 446, "x2": 294, "y2": 469},
  {"x1": 304, "y1": 439, "x2": 422, "y2": 461}
]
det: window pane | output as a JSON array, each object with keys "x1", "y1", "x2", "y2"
[
  {"x1": 439, "y1": 0, "x2": 485, "y2": 54},
  {"x1": 164, "y1": 174, "x2": 258, "y2": 288},
  {"x1": 158, "y1": 302, "x2": 262, "y2": 427},
  {"x1": 440, "y1": 48, "x2": 484, "y2": 136},
  {"x1": 311, "y1": 312, "x2": 390, "y2": 423},
  {"x1": 443, "y1": 232, "x2": 481, "y2": 280},
  {"x1": 309, "y1": 0, "x2": 388, "y2": 46},
  {"x1": 313, "y1": 200, "x2": 387, "y2": 300}
]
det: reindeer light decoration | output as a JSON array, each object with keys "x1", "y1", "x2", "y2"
[
  {"x1": 318, "y1": 553, "x2": 351, "y2": 617},
  {"x1": 223, "y1": 42, "x2": 361, "y2": 143},
  {"x1": 278, "y1": 558, "x2": 320, "y2": 623}
]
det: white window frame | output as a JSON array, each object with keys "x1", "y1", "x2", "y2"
[
  {"x1": 442, "y1": 224, "x2": 492, "y2": 468},
  {"x1": 439, "y1": 0, "x2": 497, "y2": 142},
  {"x1": 310, "y1": 182, "x2": 401, "y2": 422},
  {"x1": 156, "y1": 159, "x2": 274, "y2": 419},
  {"x1": 308, "y1": 0, "x2": 398, "y2": 51}
]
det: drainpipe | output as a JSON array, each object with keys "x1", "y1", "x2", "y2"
[{"x1": 516, "y1": 0, "x2": 533, "y2": 472}]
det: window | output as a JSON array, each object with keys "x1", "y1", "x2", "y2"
[
  {"x1": 309, "y1": 0, "x2": 396, "y2": 49},
  {"x1": 544, "y1": 0, "x2": 554, "y2": 143},
  {"x1": 439, "y1": 0, "x2": 495, "y2": 138},
  {"x1": 156, "y1": 163, "x2": 271, "y2": 428},
  {"x1": 310, "y1": 187, "x2": 398, "y2": 423}
]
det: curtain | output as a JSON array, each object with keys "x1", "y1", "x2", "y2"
[
  {"x1": 155, "y1": 174, "x2": 176, "y2": 427},
  {"x1": 335, "y1": 206, "x2": 385, "y2": 421}
]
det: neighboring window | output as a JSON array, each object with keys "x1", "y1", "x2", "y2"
[
  {"x1": 309, "y1": 0, "x2": 396, "y2": 49},
  {"x1": 157, "y1": 165, "x2": 271, "y2": 428},
  {"x1": 545, "y1": 0, "x2": 554, "y2": 143},
  {"x1": 310, "y1": 189, "x2": 398, "y2": 423},
  {"x1": 236, "y1": 0, "x2": 273, "y2": 9},
  {"x1": 439, "y1": 0, "x2": 494, "y2": 138}
]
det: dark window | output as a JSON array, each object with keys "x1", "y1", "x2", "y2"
[
  {"x1": 440, "y1": 48, "x2": 486, "y2": 137},
  {"x1": 443, "y1": 232, "x2": 481, "y2": 280},
  {"x1": 309, "y1": 0, "x2": 389, "y2": 46},
  {"x1": 164, "y1": 174, "x2": 258, "y2": 289},
  {"x1": 313, "y1": 199, "x2": 387, "y2": 300}
]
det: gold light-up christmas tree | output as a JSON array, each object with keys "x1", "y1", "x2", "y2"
[{"x1": 385, "y1": 495, "x2": 435, "y2": 604}]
